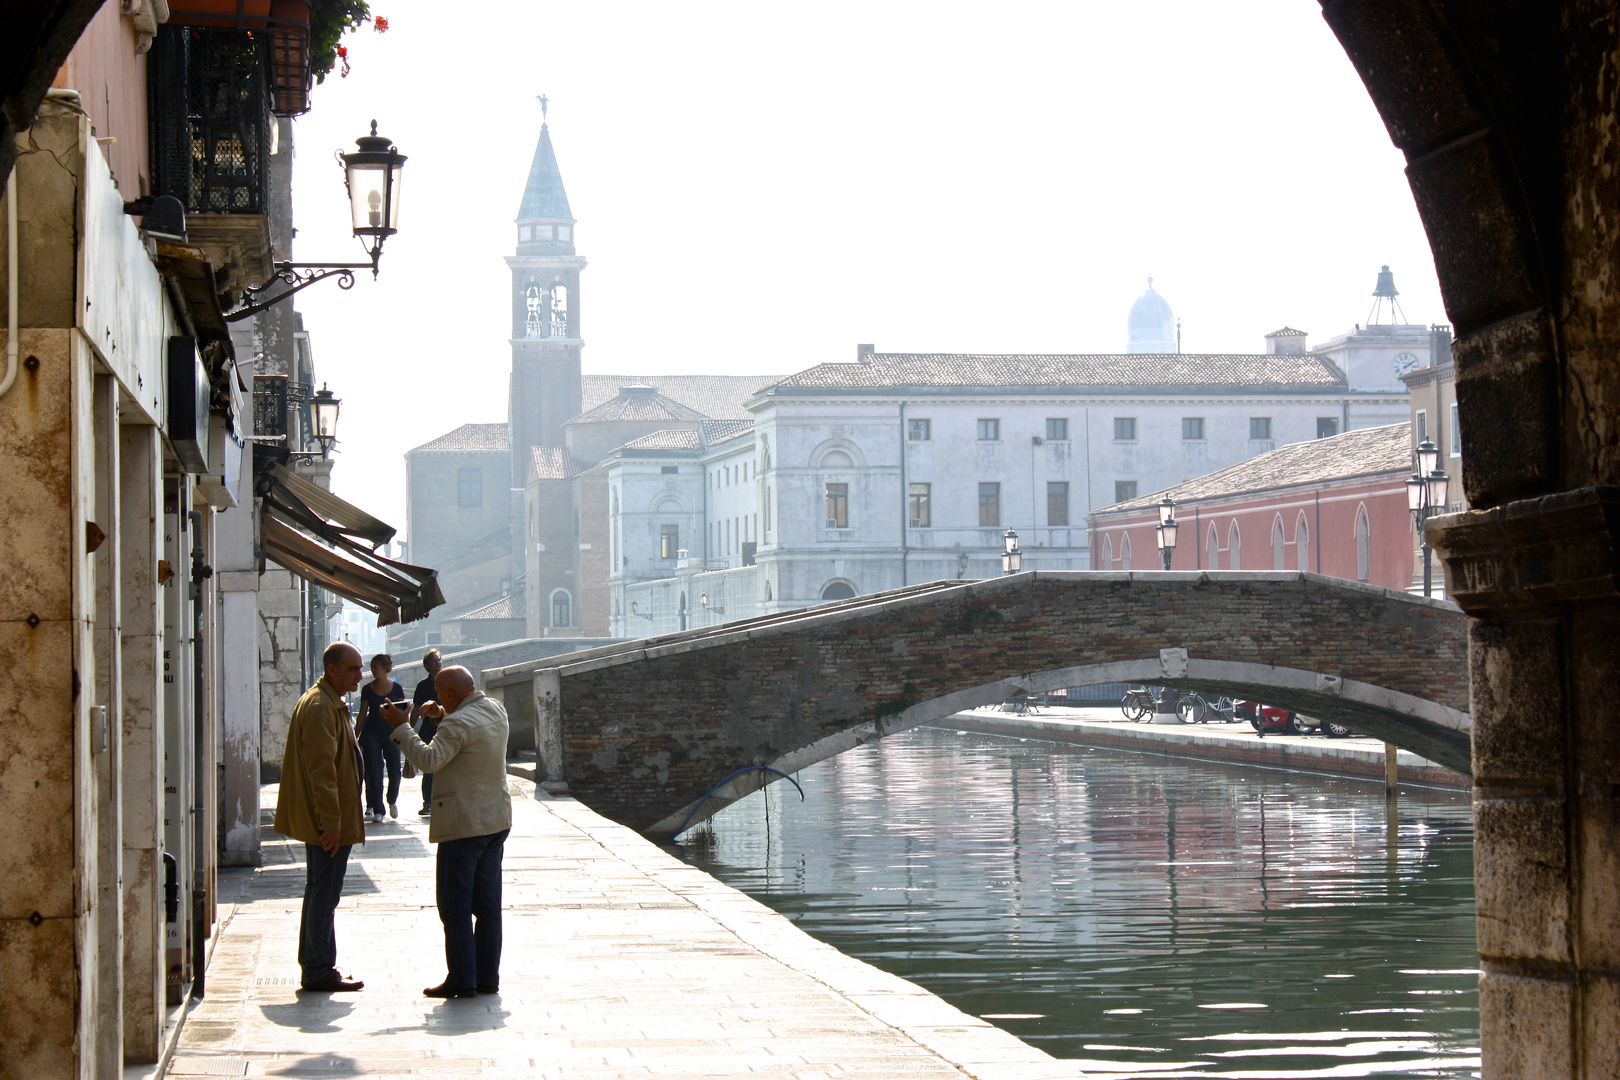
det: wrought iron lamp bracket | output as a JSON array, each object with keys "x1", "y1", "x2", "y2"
[{"x1": 224, "y1": 249, "x2": 381, "y2": 323}]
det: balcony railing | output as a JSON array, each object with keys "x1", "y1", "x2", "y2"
[
  {"x1": 149, "y1": 26, "x2": 272, "y2": 215},
  {"x1": 253, "y1": 376, "x2": 313, "y2": 449}
]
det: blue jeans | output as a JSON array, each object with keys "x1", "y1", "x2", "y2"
[
  {"x1": 359, "y1": 726, "x2": 400, "y2": 813},
  {"x1": 299, "y1": 842, "x2": 351, "y2": 986},
  {"x1": 437, "y1": 829, "x2": 508, "y2": 989}
]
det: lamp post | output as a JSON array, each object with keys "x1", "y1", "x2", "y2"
[
  {"x1": 225, "y1": 121, "x2": 407, "y2": 321},
  {"x1": 1001, "y1": 529, "x2": 1022, "y2": 575},
  {"x1": 628, "y1": 600, "x2": 653, "y2": 622},
  {"x1": 1405, "y1": 438, "x2": 1451, "y2": 598},
  {"x1": 309, "y1": 384, "x2": 340, "y2": 458},
  {"x1": 957, "y1": 549, "x2": 970, "y2": 579},
  {"x1": 1155, "y1": 496, "x2": 1179, "y2": 570},
  {"x1": 701, "y1": 592, "x2": 725, "y2": 617}
]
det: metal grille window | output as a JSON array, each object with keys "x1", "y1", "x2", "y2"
[
  {"x1": 457, "y1": 469, "x2": 482, "y2": 508},
  {"x1": 150, "y1": 27, "x2": 272, "y2": 214},
  {"x1": 909, "y1": 483, "x2": 931, "y2": 528},
  {"x1": 1182, "y1": 417, "x2": 1205, "y2": 440},
  {"x1": 977, "y1": 418, "x2": 1000, "y2": 441},
  {"x1": 1047, "y1": 482, "x2": 1069, "y2": 526},
  {"x1": 1046, "y1": 418, "x2": 1068, "y2": 441},
  {"x1": 978, "y1": 482, "x2": 1000, "y2": 526},
  {"x1": 825, "y1": 483, "x2": 849, "y2": 528}
]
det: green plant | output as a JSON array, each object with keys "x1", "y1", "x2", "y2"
[{"x1": 308, "y1": 0, "x2": 386, "y2": 82}]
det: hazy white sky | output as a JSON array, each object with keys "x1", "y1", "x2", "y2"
[{"x1": 286, "y1": 0, "x2": 1444, "y2": 528}]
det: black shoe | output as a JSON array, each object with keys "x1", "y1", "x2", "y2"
[
  {"x1": 477, "y1": 984, "x2": 499, "y2": 995},
  {"x1": 418, "y1": 806, "x2": 431, "y2": 817},
  {"x1": 423, "y1": 981, "x2": 478, "y2": 999},
  {"x1": 301, "y1": 970, "x2": 364, "y2": 992}
]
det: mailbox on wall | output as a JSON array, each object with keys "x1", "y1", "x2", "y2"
[{"x1": 166, "y1": 336, "x2": 210, "y2": 473}]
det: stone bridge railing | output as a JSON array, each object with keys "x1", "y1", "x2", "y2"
[{"x1": 484, "y1": 572, "x2": 1471, "y2": 835}]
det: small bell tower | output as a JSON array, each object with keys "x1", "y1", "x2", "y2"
[{"x1": 507, "y1": 96, "x2": 586, "y2": 486}]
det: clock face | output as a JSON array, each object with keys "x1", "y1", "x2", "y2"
[{"x1": 1393, "y1": 352, "x2": 1421, "y2": 377}]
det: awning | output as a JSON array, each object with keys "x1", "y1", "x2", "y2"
[{"x1": 260, "y1": 463, "x2": 444, "y2": 627}]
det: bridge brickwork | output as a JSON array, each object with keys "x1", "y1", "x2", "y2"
[{"x1": 486, "y1": 571, "x2": 1470, "y2": 835}]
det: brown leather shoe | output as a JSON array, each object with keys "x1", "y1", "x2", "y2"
[
  {"x1": 301, "y1": 970, "x2": 364, "y2": 992},
  {"x1": 423, "y1": 981, "x2": 478, "y2": 999}
]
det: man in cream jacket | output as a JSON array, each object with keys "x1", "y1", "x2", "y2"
[{"x1": 382, "y1": 665, "x2": 512, "y2": 998}]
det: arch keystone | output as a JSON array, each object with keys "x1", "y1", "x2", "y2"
[{"x1": 1160, "y1": 647, "x2": 1189, "y2": 679}]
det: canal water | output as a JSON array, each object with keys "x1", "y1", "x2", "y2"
[{"x1": 675, "y1": 724, "x2": 1479, "y2": 1077}]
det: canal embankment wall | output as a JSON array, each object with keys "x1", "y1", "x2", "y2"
[{"x1": 939, "y1": 710, "x2": 1472, "y2": 790}]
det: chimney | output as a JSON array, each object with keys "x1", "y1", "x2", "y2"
[
  {"x1": 856, "y1": 343, "x2": 875, "y2": 363},
  {"x1": 1429, "y1": 324, "x2": 1453, "y2": 367}
]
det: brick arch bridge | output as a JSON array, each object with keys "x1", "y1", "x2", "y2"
[{"x1": 485, "y1": 572, "x2": 1469, "y2": 836}]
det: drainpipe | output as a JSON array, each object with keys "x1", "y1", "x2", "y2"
[
  {"x1": 188, "y1": 508, "x2": 211, "y2": 999},
  {"x1": 898, "y1": 401, "x2": 907, "y2": 587},
  {"x1": 2, "y1": 168, "x2": 18, "y2": 398},
  {"x1": 1314, "y1": 490, "x2": 1322, "y2": 574},
  {"x1": 1194, "y1": 505, "x2": 1201, "y2": 570}
]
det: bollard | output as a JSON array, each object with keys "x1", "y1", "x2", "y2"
[{"x1": 1152, "y1": 686, "x2": 1184, "y2": 725}]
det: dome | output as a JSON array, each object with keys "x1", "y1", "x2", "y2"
[{"x1": 1127, "y1": 278, "x2": 1177, "y2": 353}]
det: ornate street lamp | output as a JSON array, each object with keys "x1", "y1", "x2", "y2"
[
  {"x1": 1406, "y1": 438, "x2": 1451, "y2": 597},
  {"x1": 310, "y1": 384, "x2": 340, "y2": 458},
  {"x1": 701, "y1": 591, "x2": 725, "y2": 617},
  {"x1": 629, "y1": 600, "x2": 654, "y2": 621},
  {"x1": 1002, "y1": 529, "x2": 1022, "y2": 575},
  {"x1": 1155, "y1": 496, "x2": 1179, "y2": 570},
  {"x1": 957, "y1": 549, "x2": 970, "y2": 579},
  {"x1": 225, "y1": 121, "x2": 407, "y2": 321}
]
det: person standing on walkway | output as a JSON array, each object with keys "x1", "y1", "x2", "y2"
[
  {"x1": 357, "y1": 654, "x2": 408, "y2": 821},
  {"x1": 273, "y1": 641, "x2": 367, "y2": 992},
  {"x1": 381, "y1": 665, "x2": 511, "y2": 998},
  {"x1": 410, "y1": 649, "x2": 444, "y2": 816}
]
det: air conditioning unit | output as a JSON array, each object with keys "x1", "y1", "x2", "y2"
[
  {"x1": 909, "y1": 518, "x2": 923, "y2": 528},
  {"x1": 826, "y1": 519, "x2": 839, "y2": 528}
]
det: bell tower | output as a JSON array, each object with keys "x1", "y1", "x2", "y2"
[{"x1": 506, "y1": 97, "x2": 585, "y2": 487}]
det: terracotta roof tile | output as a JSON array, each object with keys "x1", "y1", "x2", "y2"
[
  {"x1": 570, "y1": 386, "x2": 707, "y2": 425},
  {"x1": 455, "y1": 594, "x2": 524, "y2": 620},
  {"x1": 620, "y1": 429, "x2": 702, "y2": 451},
  {"x1": 762, "y1": 352, "x2": 1346, "y2": 394},
  {"x1": 701, "y1": 419, "x2": 754, "y2": 446},
  {"x1": 1094, "y1": 422, "x2": 1414, "y2": 515},
  {"x1": 530, "y1": 446, "x2": 592, "y2": 479},
  {"x1": 409, "y1": 423, "x2": 510, "y2": 453},
  {"x1": 582, "y1": 375, "x2": 780, "y2": 420}
]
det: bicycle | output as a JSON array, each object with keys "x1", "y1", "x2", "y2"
[{"x1": 1121, "y1": 687, "x2": 1209, "y2": 722}]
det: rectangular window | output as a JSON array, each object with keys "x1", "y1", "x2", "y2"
[
  {"x1": 825, "y1": 483, "x2": 849, "y2": 528},
  {"x1": 457, "y1": 468, "x2": 482, "y2": 508},
  {"x1": 1450, "y1": 403, "x2": 1460, "y2": 455},
  {"x1": 1045, "y1": 418, "x2": 1069, "y2": 441},
  {"x1": 1047, "y1": 481, "x2": 1070, "y2": 526},
  {"x1": 1115, "y1": 480, "x2": 1137, "y2": 503},
  {"x1": 660, "y1": 525, "x2": 679, "y2": 559},
  {"x1": 660, "y1": 465, "x2": 678, "y2": 475},
  {"x1": 1181, "y1": 417, "x2": 1205, "y2": 440},
  {"x1": 977, "y1": 418, "x2": 1000, "y2": 441},
  {"x1": 1415, "y1": 409, "x2": 1428, "y2": 444},
  {"x1": 908, "y1": 482, "x2": 931, "y2": 528},
  {"x1": 978, "y1": 482, "x2": 1000, "y2": 526},
  {"x1": 908, "y1": 419, "x2": 931, "y2": 441},
  {"x1": 1317, "y1": 416, "x2": 1339, "y2": 439},
  {"x1": 1249, "y1": 417, "x2": 1272, "y2": 440},
  {"x1": 1114, "y1": 417, "x2": 1137, "y2": 441}
]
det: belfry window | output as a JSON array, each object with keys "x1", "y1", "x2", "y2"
[
  {"x1": 524, "y1": 285, "x2": 543, "y2": 339},
  {"x1": 549, "y1": 284, "x2": 569, "y2": 337}
]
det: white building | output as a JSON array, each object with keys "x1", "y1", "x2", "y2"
[{"x1": 606, "y1": 279, "x2": 1438, "y2": 637}]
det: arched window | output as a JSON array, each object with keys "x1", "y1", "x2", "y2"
[
  {"x1": 524, "y1": 285, "x2": 543, "y2": 339},
  {"x1": 1228, "y1": 522, "x2": 1242, "y2": 570},
  {"x1": 1355, "y1": 504, "x2": 1371, "y2": 582},
  {"x1": 761, "y1": 439, "x2": 772, "y2": 474},
  {"x1": 1207, "y1": 524, "x2": 1219, "y2": 570},
  {"x1": 1295, "y1": 512, "x2": 1310, "y2": 572},
  {"x1": 549, "y1": 283, "x2": 569, "y2": 337},
  {"x1": 1272, "y1": 516, "x2": 1286, "y2": 570},
  {"x1": 550, "y1": 589, "x2": 572, "y2": 628},
  {"x1": 821, "y1": 581, "x2": 857, "y2": 601},
  {"x1": 1121, "y1": 533, "x2": 1133, "y2": 572},
  {"x1": 1100, "y1": 534, "x2": 1113, "y2": 570}
]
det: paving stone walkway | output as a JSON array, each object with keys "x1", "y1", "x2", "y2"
[{"x1": 167, "y1": 781, "x2": 1073, "y2": 1079}]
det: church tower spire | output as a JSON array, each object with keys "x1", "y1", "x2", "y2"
[{"x1": 506, "y1": 100, "x2": 586, "y2": 487}]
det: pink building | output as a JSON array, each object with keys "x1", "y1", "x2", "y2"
[{"x1": 1087, "y1": 423, "x2": 1420, "y2": 592}]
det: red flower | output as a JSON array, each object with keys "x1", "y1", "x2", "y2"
[
  {"x1": 373, "y1": 15, "x2": 389, "y2": 32},
  {"x1": 336, "y1": 44, "x2": 351, "y2": 78}
]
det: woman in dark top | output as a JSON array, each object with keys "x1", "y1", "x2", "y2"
[{"x1": 357, "y1": 653, "x2": 408, "y2": 821}]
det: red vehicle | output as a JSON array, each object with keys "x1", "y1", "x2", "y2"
[{"x1": 1239, "y1": 701, "x2": 1353, "y2": 737}]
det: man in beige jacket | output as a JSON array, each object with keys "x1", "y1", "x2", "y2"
[
  {"x1": 273, "y1": 642, "x2": 366, "y2": 992},
  {"x1": 382, "y1": 665, "x2": 512, "y2": 998}
]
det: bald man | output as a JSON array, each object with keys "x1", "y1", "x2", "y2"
[
  {"x1": 381, "y1": 665, "x2": 512, "y2": 997},
  {"x1": 274, "y1": 641, "x2": 367, "y2": 992}
]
